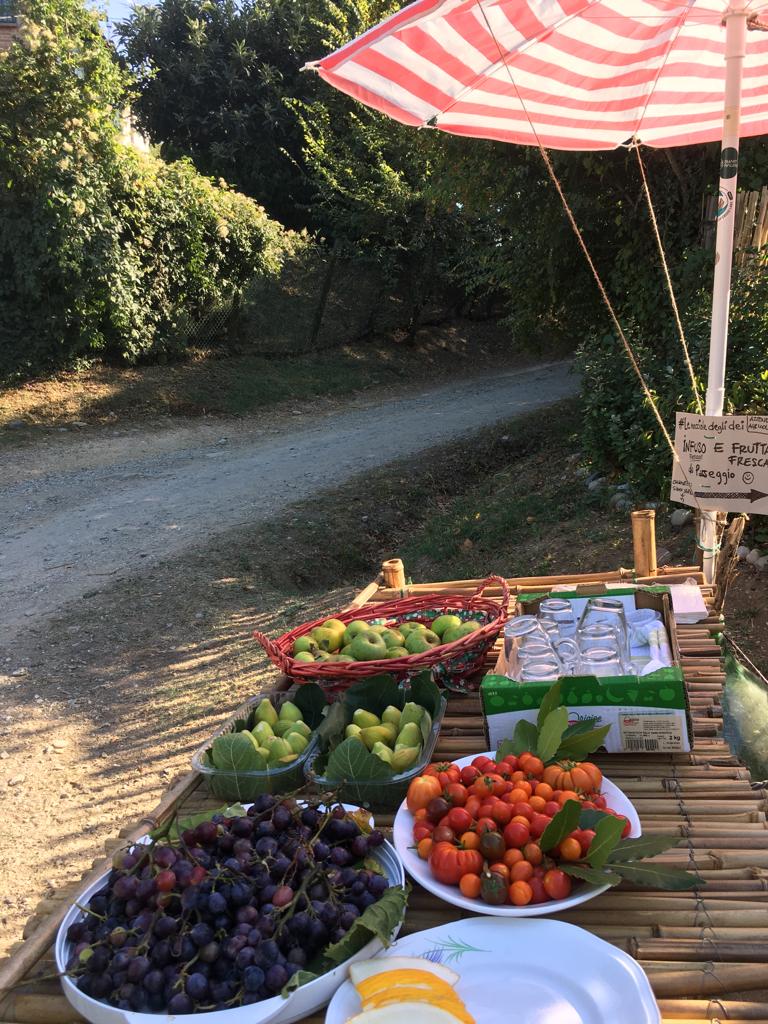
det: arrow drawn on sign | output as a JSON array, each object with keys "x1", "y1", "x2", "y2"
[{"x1": 694, "y1": 489, "x2": 768, "y2": 502}]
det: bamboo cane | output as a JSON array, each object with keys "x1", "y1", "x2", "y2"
[{"x1": 651, "y1": 963, "x2": 768, "y2": 997}]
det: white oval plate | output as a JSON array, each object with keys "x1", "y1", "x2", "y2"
[
  {"x1": 56, "y1": 805, "x2": 405, "y2": 1024},
  {"x1": 392, "y1": 752, "x2": 641, "y2": 916},
  {"x1": 324, "y1": 917, "x2": 660, "y2": 1024}
]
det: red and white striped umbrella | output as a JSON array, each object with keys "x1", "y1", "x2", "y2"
[{"x1": 307, "y1": 0, "x2": 768, "y2": 151}]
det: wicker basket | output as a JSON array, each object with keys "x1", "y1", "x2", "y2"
[{"x1": 253, "y1": 575, "x2": 510, "y2": 690}]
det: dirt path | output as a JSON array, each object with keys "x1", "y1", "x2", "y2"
[{"x1": 0, "y1": 361, "x2": 575, "y2": 640}]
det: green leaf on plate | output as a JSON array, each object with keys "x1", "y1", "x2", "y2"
[
  {"x1": 282, "y1": 968, "x2": 318, "y2": 995},
  {"x1": 537, "y1": 705, "x2": 568, "y2": 764},
  {"x1": 500, "y1": 718, "x2": 539, "y2": 758},
  {"x1": 537, "y1": 681, "x2": 562, "y2": 731},
  {"x1": 561, "y1": 863, "x2": 622, "y2": 887},
  {"x1": 540, "y1": 799, "x2": 582, "y2": 853},
  {"x1": 292, "y1": 683, "x2": 328, "y2": 728},
  {"x1": 609, "y1": 861, "x2": 702, "y2": 890},
  {"x1": 325, "y1": 737, "x2": 393, "y2": 783},
  {"x1": 584, "y1": 814, "x2": 624, "y2": 870},
  {"x1": 155, "y1": 803, "x2": 247, "y2": 841},
  {"x1": 556, "y1": 724, "x2": 611, "y2": 760},
  {"x1": 579, "y1": 808, "x2": 614, "y2": 831},
  {"x1": 606, "y1": 835, "x2": 681, "y2": 863},
  {"x1": 322, "y1": 885, "x2": 409, "y2": 967}
]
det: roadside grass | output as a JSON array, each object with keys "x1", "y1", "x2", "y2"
[{"x1": 0, "y1": 321, "x2": 552, "y2": 427}]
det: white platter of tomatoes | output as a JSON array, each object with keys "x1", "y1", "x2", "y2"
[{"x1": 392, "y1": 750, "x2": 641, "y2": 916}]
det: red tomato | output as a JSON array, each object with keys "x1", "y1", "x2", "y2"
[
  {"x1": 499, "y1": 754, "x2": 518, "y2": 772},
  {"x1": 503, "y1": 821, "x2": 530, "y2": 848},
  {"x1": 529, "y1": 813, "x2": 552, "y2": 839},
  {"x1": 464, "y1": 795, "x2": 482, "y2": 819},
  {"x1": 523, "y1": 842, "x2": 543, "y2": 866},
  {"x1": 446, "y1": 807, "x2": 473, "y2": 834},
  {"x1": 413, "y1": 823, "x2": 434, "y2": 843},
  {"x1": 528, "y1": 877, "x2": 548, "y2": 904},
  {"x1": 573, "y1": 829, "x2": 596, "y2": 856},
  {"x1": 443, "y1": 782, "x2": 467, "y2": 808},
  {"x1": 429, "y1": 842, "x2": 483, "y2": 886},
  {"x1": 512, "y1": 802, "x2": 534, "y2": 821},
  {"x1": 472, "y1": 756, "x2": 495, "y2": 772},
  {"x1": 491, "y1": 802, "x2": 513, "y2": 827},
  {"x1": 616, "y1": 814, "x2": 631, "y2": 839},
  {"x1": 478, "y1": 801, "x2": 497, "y2": 820},
  {"x1": 431, "y1": 825, "x2": 456, "y2": 844},
  {"x1": 475, "y1": 817, "x2": 498, "y2": 836},
  {"x1": 424, "y1": 762, "x2": 461, "y2": 785},
  {"x1": 406, "y1": 775, "x2": 443, "y2": 814},
  {"x1": 460, "y1": 765, "x2": 481, "y2": 786},
  {"x1": 471, "y1": 775, "x2": 502, "y2": 799},
  {"x1": 509, "y1": 880, "x2": 533, "y2": 906},
  {"x1": 543, "y1": 869, "x2": 572, "y2": 901},
  {"x1": 543, "y1": 801, "x2": 561, "y2": 817}
]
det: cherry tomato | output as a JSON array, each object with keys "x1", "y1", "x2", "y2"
[
  {"x1": 520, "y1": 754, "x2": 544, "y2": 779},
  {"x1": 503, "y1": 821, "x2": 530, "y2": 848},
  {"x1": 574, "y1": 829, "x2": 596, "y2": 856},
  {"x1": 499, "y1": 754, "x2": 518, "y2": 772},
  {"x1": 529, "y1": 813, "x2": 552, "y2": 839},
  {"x1": 464, "y1": 795, "x2": 482, "y2": 819},
  {"x1": 406, "y1": 775, "x2": 443, "y2": 814},
  {"x1": 503, "y1": 848, "x2": 524, "y2": 868},
  {"x1": 424, "y1": 762, "x2": 460, "y2": 785},
  {"x1": 460, "y1": 831, "x2": 481, "y2": 851},
  {"x1": 443, "y1": 782, "x2": 468, "y2": 808},
  {"x1": 581, "y1": 800, "x2": 596, "y2": 810},
  {"x1": 529, "y1": 796, "x2": 546, "y2": 813},
  {"x1": 523, "y1": 842, "x2": 543, "y2": 865},
  {"x1": 480, "y1": 869, "x2": 508, "y2": 906},
  {"x1": 594, "y1": 794, "x2": 608, "y2": 810},
  {"x1": 534, "y1": 782, "x2": 554, "y2": 801},
  {"x1": 472, "y1": 774, "x2": 506, "y2": 799},
  {"x1": 509, "y1": 880, "x2": 533, "y2": 906},
  {"x1": 413, "y1": 807, "x2": 429, "y2": 822},
  {"x1": 510, "y1": 860, "x2": 534, "y2": 882},
  {"x1": 489, "y1": 862, "x2": 510, "y2": 883},
  {"x1": 528, "y1": 877, "x2": 548, "y2": 904},
  {"x1": 460, "y1": 765, "x2": 481, "y2": 786},
  {"x1": 475, "y1": 817, "x2": 498, "y2": 836},
  {"x1": 543, "y1": 869, "x2": 572, "y2": 901},
  {"x1": 413, "y1": 823, "x2": 433, "y2": 843},
  {"x1": 472, "y1": 756, "x2": 495, "y2": 771},
  {"x1": 512, "y1": 801, "x2": 534, "y2": 821},
  {"x1": 417, "y1": 837, "x2": 433, "y2": 860},
  {"x1": 478, "y1": 801, "x2": 496, "y2": 820},
  {"x1": 479, "y1": 830, "x2": 506, "y2": 862},
  {"x1": 447, "y1": 807, "x2": 473, "y2": 834},
  {"x1": 544, "y1": 801, "x2": 561, "y2": 817},
  {"x1": 559, "y1": 837, "x2": 582, "y2": 861},
  {"x1": 426, "y1": 797, "x2": 451, "y2": 824},
  {"x1": 556, "y1": 789, "x2": 581, "y2": 807},
  {"x1": 459, "y1": 873, "x2": 481, "y2": 898},
  {"x1": 616, "y1": 814, "x2": 631, "y2": 839},
  {"x1": 431, "y1": 825, "x2": 455, "y2": 844},
  {"x1": 491, "y1": 802, "x2": 513, "y2": 827},
  {"x1": 429, "y1": 842, "x2": 483, "y2": 886}
]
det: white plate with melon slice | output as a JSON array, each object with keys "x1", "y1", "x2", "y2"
[{"x1": 324, "y1": 918, "x2": 659, "y2": 1024}]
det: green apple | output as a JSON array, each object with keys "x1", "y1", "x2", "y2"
[
  {"x1": 352, "y1": 708, "x2": 380, "y2": 729},
  {"x1": 371, "y1": 741, "x2": 393, "y2": 766},
  {"x1": 314, "y1": 651, "x2": 332, "y2": 662},
  {"x1": 382, "y1": 628, "x2": 405, "y2": 648},
  {"x1": 342, "y1": 620, "x2": 371, "y2": 646},
  {"x1": 381, "y1": 705, "x2": 402, "y2": 728},
  {"x1": 252, "y1": 720, "x2": 274, "y2": 744},
  {"x1": 391, "y1": 746, "x2": 420, "y2": 771},
  {"x1": 286, "y1": 731, "x2": 308, "y2": 754},
  {"x1": 278, "y1": 700, "x2": 303, "y2": 722},
  {"x1": 345, "y1": 723, "x2": 363, "y2": 740},
  {"x1": 385, "y1": 646, "x2": 409, "y2": 658},
  {"x1": 311, "y1": 626, "x2": 342, "y2": 652},
  {"x1": 431, "y1": 614, "x2": 462, "y2": 638},
  {"x1": 294, "y1": 651, "x2": 315, "y2": 663},
  {"x1": 293, "y1": 635, "x2": 319, "y2": 656},
  {"x1": 399, "y1": 622, "x2": 427, "y2": 636},
  {"x1": 396, "y1": 721, "x2": 421, "y2": 749},
  {"x1": 322, "y1": 618, "x2": 347, "y2": 634},
  {"x1": 341, "y1": 644, "x2": 355, "y2": 657},
  {"x1": 404, "y1": 630, "x2": 439, "y2": 655},
  {"x1": 255, "y1": 698, "x2": 278, "y2": 726},
  {"x1": 330, "y1": 653, "x2": 355, "y2": 662},
  {"x1": 349, "y1": 630, "x2": 388, "y2": 661}
]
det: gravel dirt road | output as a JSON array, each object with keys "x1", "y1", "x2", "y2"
[{"x1": 0, "y1": 361, "x2": 576, "y2": 640}]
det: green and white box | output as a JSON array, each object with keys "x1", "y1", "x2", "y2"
[{"x1": 481, "y1": 670, "x2": 692, "y2": 754}]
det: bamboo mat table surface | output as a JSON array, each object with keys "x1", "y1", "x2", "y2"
[{"x1": 2, "y1": 566, "x2": 767, "y2": 1024}]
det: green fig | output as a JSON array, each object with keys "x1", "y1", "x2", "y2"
[
  {"x1": 360, "y1": 724, "x2": 397, "y2": 750},
  {"x1": 293, "y1": 635, "x2": 319, "y2": 656},
  {"x1": 286, "y1": 731, "x2": 308, "y2": 754},
  {"x1": 395, "y1": 721, "x2": 422, "y2": 749},
  {"x1": 352, "y1": 708, "x2": 380, "y2": 729},
  {"x1": 430, "y1": 614, "x2": 463, "y2": 638},
  {"x1": 399, "y1": 701, "x2": 425, "y2": 730},
  {"x1": 391, "y1": 746, "x2": 420, "y2": 772},
  {"x1": 252, "y1": 720, "x2": 274, "y2": 744},
  {"x1": 381, "y1": 705, "x2": 402, "y2": 728},
  {"x1": 277, "y1": 753, "x2": 299, "y2": 765},
  {"x1": 345, "y1": 723, "x2": 363, "y2": 740},
  {"x1": 371, "y1": 741, "x2": 394, "y2": 765},
  {"x1": 255, "y1": 745, "x2": 271, "y2": 761},
  {"x1": 278, "y1": 700, "x2": 303, "y2": 723},
  {"x1": 284, "y1": 721, "x2": 311, "y2": 739},
  {"x1": 265, "y1": 736, "x2": 292, "y2": 761},
  {"x1": 273, "y1": 720, "x2": 295, "y2": 736},
  {"x1": 255, "y1": 698, "x2": 278, "y2": 727}
]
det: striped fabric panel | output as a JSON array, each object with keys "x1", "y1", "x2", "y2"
[{"x1": 311, "y1": 0, "x2": 768, "y2": 150}]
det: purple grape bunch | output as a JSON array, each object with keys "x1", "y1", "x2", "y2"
[{"x1": 65, "y1": 797, "x2": 392, "y2": 1014}]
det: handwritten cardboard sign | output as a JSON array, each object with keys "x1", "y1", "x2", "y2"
[{"x1": 671, "y1": 413, "x2": 768, "y2": 514}]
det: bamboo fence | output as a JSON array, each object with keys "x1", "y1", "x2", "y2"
[{"x1": 1, "y1": 560, "x2": 766, "y2": 1023}]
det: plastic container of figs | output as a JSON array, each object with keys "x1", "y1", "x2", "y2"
[
  {"x1": 55, "y1": 806, "x2": 406, "y2": 1024},
  {"x1": 304, "y1": 693, "x2": 447, "y2": 812},
  {"x1": 192, "y1": 690, "x2": 321, "y2": 802}
]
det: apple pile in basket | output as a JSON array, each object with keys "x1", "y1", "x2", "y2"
[
  {"x1": 407, "y1": 683, "x2": 700, "y2": 908},
  {"x1": 293, "y1": 615, "x2": 483, "y2": 665}
]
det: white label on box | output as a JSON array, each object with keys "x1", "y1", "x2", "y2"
[{"x1": 619, "y1": 712, "x2": 686, "y2": 753}]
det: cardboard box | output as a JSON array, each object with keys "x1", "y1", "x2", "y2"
[{"x1": 481, "y1": 586, "x2": 692, "y2": 754}]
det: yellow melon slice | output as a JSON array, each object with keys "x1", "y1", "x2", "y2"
[
  {"x1": 357, "y1": 970, "x2": 457, "y2": 1001},
  {"x1": 347, "y1": 1003, "x2": 468, "y2": 1024},
  {"x1": 349, "y1": 956, "x2": 459, "y2": 988}
]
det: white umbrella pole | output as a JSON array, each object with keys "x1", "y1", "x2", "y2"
[{"x1": 700, "y1": 1, "x2": 748, "y2": 584}]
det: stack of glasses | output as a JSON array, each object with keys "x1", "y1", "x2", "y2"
[{"x1": 503, "y1": 597, "x2": 667, "y2": 682}]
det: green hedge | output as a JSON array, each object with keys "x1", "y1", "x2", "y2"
[{"x1": 0, "y1": 0, "x2": 285, "y2": 380}]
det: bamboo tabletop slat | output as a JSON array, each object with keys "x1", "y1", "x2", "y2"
[{"x1": 0, "y1": 566, "x2": 763, "y2": 1024}]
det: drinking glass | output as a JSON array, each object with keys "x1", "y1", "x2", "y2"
[
  {"x1": 578, "y1": 647, "x2": 624, "y2": 677},
  {"x1": 504, "y1": 616, "x2": 549, "y2": 661},
  {"x1": 579, "y1": 598, "x2": 629, "y2": 657},
  {"x1": 520, "y1": 658, "x2": 561, "y2": 682},
  {"x1": 539, "y1": 598, "x2": 578, "y2": 639},
  {"x1": 553, "y1": 637, "x2": 580, "y2": 675}
]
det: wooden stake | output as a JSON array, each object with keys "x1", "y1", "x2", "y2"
[
  {"x1": 713, "y1": 513, "x2": 747, "y2": 614},
  {"x1": 632, "y1": 509, "x2": 658, "y2": 577},
  {"x1": 381, "y1": 558, "x2": 406, "y2": 590}
]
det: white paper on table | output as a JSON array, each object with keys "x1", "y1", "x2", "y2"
[{"x1": 671, "y1": 581, "x2": 708, "y2": 624}]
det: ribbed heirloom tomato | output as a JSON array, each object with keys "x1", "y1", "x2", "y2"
[
  {"x1": 429, "y1": 842, "x2": 483, "y2": 885},
  {"x1": 424, "y1": 762, "x2": 461, "y2": 786},
  {"x1": 542, "y1": 761, "x2": 603, "y2": 793},
  {"x1": 406, "y1": 775, "x2": 443, "y2": 814}
]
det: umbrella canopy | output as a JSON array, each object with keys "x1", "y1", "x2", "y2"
[{"x1": 308, "y1": 0, "x2": 768, "y2": 151}]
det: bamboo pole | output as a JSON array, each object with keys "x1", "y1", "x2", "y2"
[
  {"x1": 632, "y1": 509, "x2": 658, "y2": 577},
  {"x1": 381, "y1": 558, "x2": 406, "y2": 590},
  {"x1": 651, "y1": 963, "x2": 768, "y2": 997}
]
